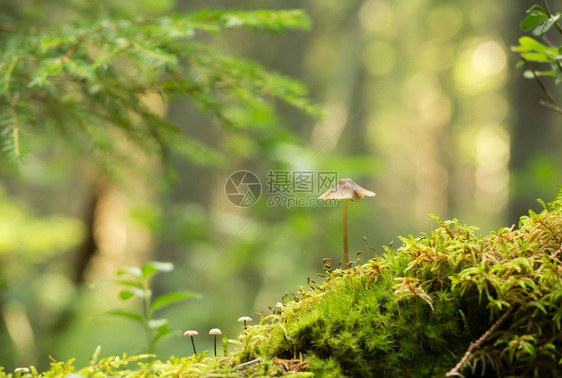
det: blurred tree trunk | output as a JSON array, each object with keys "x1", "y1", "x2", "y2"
[
  {"x1": 333, "y1": 2, "x2": 369, "y2": 156},
  {"x1": 72, "y1": 179, "x2": 105, "y2": 284},
  {"x1": 51, "y1": 175, "x2": 105, "y2": 335}
]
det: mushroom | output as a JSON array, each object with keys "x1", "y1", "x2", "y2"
[
  {"x1": 319, "y1": 178, "x2": 375, "y2": 269},
  {"x1": 209, "y1": 328, "x2": 222, "y2": 356},
  {"x1": 183, "y1": 330, "x2": 199, "y2": 355},
  {"x1": 238, "y1": 316, "x2": 252, "y2": 330},
  {"x1": 14, "y1": 368, "x2": 30, "y2": 376}
]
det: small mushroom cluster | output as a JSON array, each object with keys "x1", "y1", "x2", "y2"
[
  {"x1": 184, "y1": 316, "x2": 252, "y2": 357},
  {"x1": 181, "y1": 180, "x2": 374, "y2": 359}
]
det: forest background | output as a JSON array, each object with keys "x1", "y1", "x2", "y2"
[{"x1": 0, "y1": 0, "x2": 561, "y2": 372}]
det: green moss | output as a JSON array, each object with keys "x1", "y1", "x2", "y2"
[
  {"x1": 243, "y1": 190, "x2": 562, "y2": 377},
  {"x1": 3, "y1": 191, "x2": 561, "y2": 377}
]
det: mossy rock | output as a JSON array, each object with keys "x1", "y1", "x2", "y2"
[
  {"x1": 240, "y1": 190, "x2": 562, "y2": 377},
  {"x1": 3, "y1": 191, "x2": 561, "y2": 377}
]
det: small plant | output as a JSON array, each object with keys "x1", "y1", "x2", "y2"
[
  {"x1": 93, "y1": 261, "x2": 198, "y2": 353},
  {"x1": 512, "y1": 0, "x2": 562, "y2": 114},
  {"x1": 222, "y1": 336, "x2": 229, "y2": 357}
]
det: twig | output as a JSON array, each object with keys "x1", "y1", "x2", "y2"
[
  {"x1": 445, "y1": 306, "x2": 515, "y2": 377},
  {"x1": 55, "y1": 46, "x2": 78, "y2": 65},
  {"x1": 2, "y1": 56, "x2": 19, "y2": 94},
  {"x1": 539, "y1": 100, "x2": 562, "y2": 114},
  {"x1": 542, "y1": 0, "x2": 562, "y2": 37},
  {"x1": 521, "y1": 57, "x2": 556, "y2": 104},
  {"x1": 234, "y1": 358, "x2": 261, "y2": 369},
  {"x1": 0, "y1": 25, "x2": 16, "y2": 32},
  {"x1": 540, "y1": 34, "x2": 556, "y2": 48}
]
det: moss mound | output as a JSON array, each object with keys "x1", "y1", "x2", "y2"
[
  {"x1": 2, "y1": 191, "x2": 561, "y2": 377},
  {"x1": 239, "y1": 191, "x2": 562, "y2": 377}
]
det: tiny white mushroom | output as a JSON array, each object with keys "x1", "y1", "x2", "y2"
[
  {"x1": 238, "y1": 316, "x2": 253, "y2": 330},
  {"x1": 184, "y1": 330, "x2": 199, "y2": 355},
  {"x1": 14, "y1": 367, "x2": 31, "y2": 375},
  {"x1": 209, "y1": 328, "x2": 222, "y2": 356}
]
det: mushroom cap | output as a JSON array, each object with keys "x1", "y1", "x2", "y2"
[
  {"x1": 318, "y1": 178, "x2": 375, "y2": 202},
  {"x1": 184, "y1": 330, "x2": 199, "y2": 337},
  {"x1": 238, "y1": 316, "x2": 252, "y2": 322},
  {"x1": 14, "y1": 368, "x2": 31, "y2": 374},
  {"x1": 209, "y1": 328, "x2": 222, "y2": 335}
]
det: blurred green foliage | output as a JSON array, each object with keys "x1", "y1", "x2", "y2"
[
  {"x1": 0, "y1": 187, "x2": 84, "y2": 259},
  {"x1": 0, "y1": 0, "x2": 560, "y2": 374},
  {"x1": 0, "y1": 185, "x2": 84, "y2": 373},
  {"x1": 0, "y1": 0, "x2": 322, "y2": 370},
  {"x1": 92, "y1": 261, "x2": 198, "y2": 353}
]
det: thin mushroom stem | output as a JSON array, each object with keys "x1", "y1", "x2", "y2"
[
  {"x1": 343, "y1": 198, "x2": 349, "y2": 269},
  {"x1": 190, "y1": 336, "x2": 197, "y2": 355},
  {"x1": 318, "y1": 179, "x2": 375, "y2": 269},
  {"x1": 209, "y1": 328, "x2": 222, "y2": 356},
  {"x1": 184, "y1": 331, "x2": 199, "y2": 354}
]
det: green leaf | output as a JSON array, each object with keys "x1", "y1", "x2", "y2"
[
  {"x1": 117, "y1": 267, "x2": 143, "y2": 278},
  {"x1": 514, "y1": 36, "x2": 549, "y2": 53},
  {"x1": 141, "y1": 261, "x2": 174, "y2": 279},
  {"x1": 526, "y1": 5, "x2": 548, "y2": 17},
  {"x1": 150, "y1": 318, "x2": 173, "y2": 343},
  {"x1": 90, "y1": 278, "x2": 140, "y2": 289},
  {"x1": 150, "y1": 291, "x2": 198, "y2": 312},
  {"x1": 521, "y1": 52, "x2": 552, "y2": 63},
  {"x1": 106, "y1": 309, "x2": 145, "y2": 324},
  {"x1": 154, "y1": 330, "x2": 172, "y2": 343},
  {"x1": 119, "y1": 288, "x2": 150, "y2": 300},
  {"x1": 154, "y1": 325, "x2": 173, "y2": 343},
  {"x1": 521, "y1": 14, "x2": 547, "y2": 31},
  {"x1": 532, "y1": 14, "x2": 561, "y2": 36},
  {"x1": 148, "y1": 318, "x2": 169, "y2": 330}
]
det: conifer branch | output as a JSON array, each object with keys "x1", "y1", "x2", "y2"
[
  {"x1": 8, "y1": 93, "x2": 20, "y2": 158},
  {"x1": 0, "y1": 9, "x2": 321, "y2": 162},
  {"x1": 2, "y1": 56, "x2": 19, "y2": 94}
]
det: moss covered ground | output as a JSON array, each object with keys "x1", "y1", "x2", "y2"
[{"x1": 2, "y1": 190, "x2": 561, "y2": 377}]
